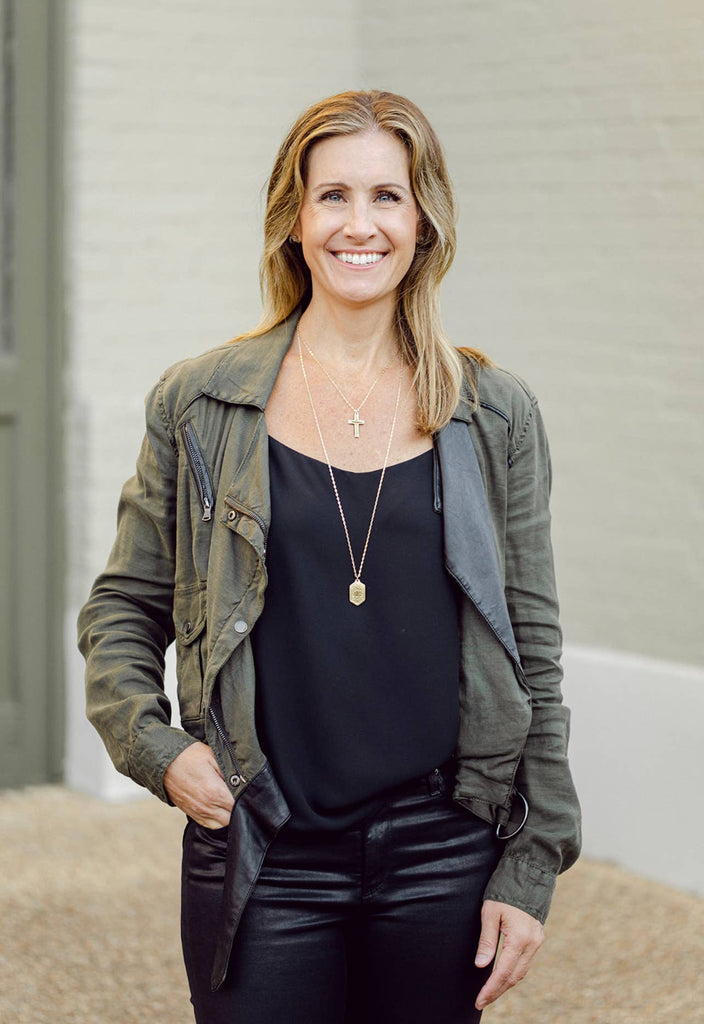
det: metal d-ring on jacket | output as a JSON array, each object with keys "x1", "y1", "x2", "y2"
[{"x1": 78, "y1": 310, "x2": 581, "y2": 992}]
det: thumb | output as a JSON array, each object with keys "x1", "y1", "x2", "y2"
[{"x1": 475, "y1": 902, "x2": 501, "y2": 967}]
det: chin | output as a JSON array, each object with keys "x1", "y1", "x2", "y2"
[{"x1": 326, "y1": 278, "x2": 397, "y2": 308}]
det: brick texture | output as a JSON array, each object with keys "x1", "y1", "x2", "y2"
[
  {"x1": 65, "y1": 0, "x2": 359, "y2": 605},
  {"x1": 361, "y1": 0, "x2": 704, "y2": 665},
  {"x1": 66, "y1": 0, "x2": 704, "y2": 665}
]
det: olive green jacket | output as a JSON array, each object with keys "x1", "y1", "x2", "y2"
[{"x1": 78, "y1": 312, "x2": 580, "y2": 955}]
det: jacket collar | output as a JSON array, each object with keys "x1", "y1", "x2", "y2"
[
  {"x1": 200, "y1": 308, "x2": 476, "y2": 424},
  {"x1": 451, "y1": 366, "x2": 475, "y2": 424},
  {"x1": 201, "y1": 312, "x2": 299, "y2": 410}
]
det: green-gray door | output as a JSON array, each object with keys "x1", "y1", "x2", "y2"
[{"x1": 0, "y1": 0, "x2": 63, "y2": 787}]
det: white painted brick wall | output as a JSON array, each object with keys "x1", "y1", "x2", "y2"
[
  {"x1": 64, "y1": 1, "x2": 704, "y2": 806},
  {"x1": 361, "y1": 0, "x2": 704, "y2": 666},
  {"x1": 63, "y1": 0, "x2": 361, "y2": 795},
  {"x1": 65, "y1": 0, "x2": 360, "y2": 607},
  {"x1": 67, "y1": 1, "x2": 704, "y2": 664}
]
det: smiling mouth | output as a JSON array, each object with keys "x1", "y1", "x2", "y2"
[{"x1": 332, "y1": 251, "x2": 386, "y2": 266}]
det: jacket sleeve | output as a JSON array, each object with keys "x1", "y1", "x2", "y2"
[
  {"x1": 482, "y1": 391, "x2": 582, "y2": 923},
  {"x1": 77, "y1": 377, "x2": 199, "y2": 801}
]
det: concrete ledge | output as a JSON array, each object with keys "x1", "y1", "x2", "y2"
[{"x1": 562, "y1": 643, "x2": 704, "y2": 897}]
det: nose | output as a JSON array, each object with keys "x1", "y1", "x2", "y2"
[{"x1": 343, "y1": 198, "x2": 375, "y2": 241}]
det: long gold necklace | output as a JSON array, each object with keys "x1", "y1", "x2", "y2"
[
  {"x1": 297, "y1": 331, "x2": 402, "y2": 606},
  {"x1": 298, "y1": 327, "x2": 391, "y2": 439}
]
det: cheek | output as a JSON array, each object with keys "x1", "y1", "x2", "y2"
[
  {"x1": 402, "y1": 217, "x2": 420, "y2": 255},
  {"x1": 402, "y1": 209, "x2": 420, "y2": 243},
  {"x1": 298, "y1": 209, "x2": 333, "y2": 248}
]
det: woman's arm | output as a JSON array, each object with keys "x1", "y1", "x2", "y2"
[
  {"x1": 472, "y1": 387, "x2": 580, "y2": 1007},
  {"x1": 77, "y1": 377, "x2": 199, "y2": 801},
  {"x1": 483, "y1": 389, "x2": 582, "y2": 915}
]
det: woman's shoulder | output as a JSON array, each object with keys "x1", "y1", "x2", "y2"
[
  {"x1": 157, "y1": 337, "x2": 238, "y2": 394},
  {"x1": 457, "y1": 349, "x2": 539, "y2": 426},
  {"x1": 150, "y1": 319, "x2": 294, "y2": 425},
  {"x1": 143, "y1": 340, "x2": 237, "y2": 429}
]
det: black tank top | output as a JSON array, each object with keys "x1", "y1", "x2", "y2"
[{"x1": 251, "y1": 437, "x2": 460, "y2": 832}]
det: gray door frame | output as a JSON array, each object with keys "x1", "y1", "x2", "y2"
[{"x1": 0, "y1": 0, "x2": 64, "y2": 786}]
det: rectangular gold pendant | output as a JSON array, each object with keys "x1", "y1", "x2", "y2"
[{"x1": 349, "y1": 580, "x2": 366, "y2": 606}]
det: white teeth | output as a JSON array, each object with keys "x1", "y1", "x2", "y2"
[{"x1": 334, "y1": 252, "x2": 384, "y2": 265}]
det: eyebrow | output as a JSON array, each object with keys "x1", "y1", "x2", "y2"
[{"x1": 313, "y1": 181, "x2": 411, "y2": 193}]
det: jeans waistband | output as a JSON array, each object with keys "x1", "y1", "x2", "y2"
[{"x1": 393, "y1": 755, "x2": 457, "y2": 800}]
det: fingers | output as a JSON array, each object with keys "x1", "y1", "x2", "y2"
[
  {"x1": 474, "y1": 900, "x2": 501, "y2": 968},
  {"x1": 475, "y1": 901, "x2": 544, "y2": 1011},
  {"x1": 192, "y1": 807, "x2": 232, "y2": 831},
  {"x1": 475, "y1": 939, "x2": 534, "y2": 1010},
  {"x1": 163, "y1": 741, "x2": 235, "y2": 829}
]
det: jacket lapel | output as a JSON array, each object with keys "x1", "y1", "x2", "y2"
[{"x1": 437, "y1": 418, "x2": 520, "y2": 665}]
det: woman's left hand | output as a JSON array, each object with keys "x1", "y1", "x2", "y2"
[{"x1": 474, "y1": 899, "x2": 544, "y2": 1010}]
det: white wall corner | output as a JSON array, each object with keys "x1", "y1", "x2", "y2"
[{"x1": 561, "y1": 643, "x2": 704, "y2": 898}]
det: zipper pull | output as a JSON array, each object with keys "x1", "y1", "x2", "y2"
[{"x1": 202, "y1": 497, "x2": 212, "y2": 523}]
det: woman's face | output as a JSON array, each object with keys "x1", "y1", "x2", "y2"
[{"x1": 293, "y1": 130, "x2": 420, "y2": 316}]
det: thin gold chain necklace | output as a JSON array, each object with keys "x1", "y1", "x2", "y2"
[
  {"x1": 297, "y1": 331, "x2": 402, "y2": 606},
  {"x1": 298, "y1": 327, "x2": 392, "y2": 439}
]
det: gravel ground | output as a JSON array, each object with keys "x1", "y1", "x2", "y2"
[{"x1": 1, "y1": 786, "x2": 702, "y2": 1024}]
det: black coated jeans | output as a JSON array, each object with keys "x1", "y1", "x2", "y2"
[{"x1": 181, "y1": 759, "x2": 502, "y2": 1024}]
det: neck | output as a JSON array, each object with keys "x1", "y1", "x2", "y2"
[{"x1": 297, "y1": 297, "x2": 401, "y2": 374}]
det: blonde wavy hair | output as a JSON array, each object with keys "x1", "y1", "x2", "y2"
[{"x1": 236, "y1": 89, "x2": 488, "y2": 433}]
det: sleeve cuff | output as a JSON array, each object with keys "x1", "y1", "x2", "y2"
[
  {"x1": 128, "y1": 724, "x2": 200, "y2": 804},
  {"x1": 483, "y1": 853, "x2": 557, "y2": 925}
]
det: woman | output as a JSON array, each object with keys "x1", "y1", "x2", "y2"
[{"x1": 78, "y1": 89, "x2": 581, "y2": 1023}]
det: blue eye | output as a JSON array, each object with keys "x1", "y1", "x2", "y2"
[
  {"x1": 377, "y1": 190, "x2": 402, "y2": 203},
  {"x1": 321, "y1": 190, "x2": 344, "y2": 202}
]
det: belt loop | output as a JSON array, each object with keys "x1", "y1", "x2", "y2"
[{"x1": 427, "y1": 767, "x2": 444, "y2": 796}]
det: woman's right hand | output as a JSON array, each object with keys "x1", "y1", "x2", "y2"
[{"x1": 163, "y1": 742, "x2": 235, "y2": 829}]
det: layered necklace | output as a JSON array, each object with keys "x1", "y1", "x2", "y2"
[
  {"x1": 296, "y1": 330, "x2": 402, "y2": 606},
  {"x1": 299, "y1": 329, "x2": 391, "y2": 438}
]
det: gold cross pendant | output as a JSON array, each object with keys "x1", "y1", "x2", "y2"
[{"x1": 348, "y1": 410, "x2": 365, "y2": 438}]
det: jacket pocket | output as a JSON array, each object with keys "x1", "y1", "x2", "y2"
[
  {"x1": 223, "y1": 495, "x2": 267, "y2": 562},
  {"x1": 173, "y1": 584, "x2": 207, "y2": 724}
]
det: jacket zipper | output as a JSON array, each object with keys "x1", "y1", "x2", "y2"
[
  {"x1": 224, "y1": 495, "x2": 268, "y2": 541},
  {"x1": 181, "y1": 422, "x2": 214, "y2": 522},
  {"x1": 208, "y1": 706, "x2": 246, "y2": 785}
]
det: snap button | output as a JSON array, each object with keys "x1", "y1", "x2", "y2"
[
  {"x1": 229, "y1": 774, "x2": 241, "y2": 787},
  {"x1": 184, "y1": 620, "x2": 193, "y2": 635},
  {"x1": 227, "y1": 509, "x2": 237, "y2": 521},
  {"x1": 234, "y1": 620, "x2": 248, "y2": 634}
]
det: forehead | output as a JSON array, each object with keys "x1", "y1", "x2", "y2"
[{"x1": 305, "y1": 130, "x2": 411, "y2": 184}]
